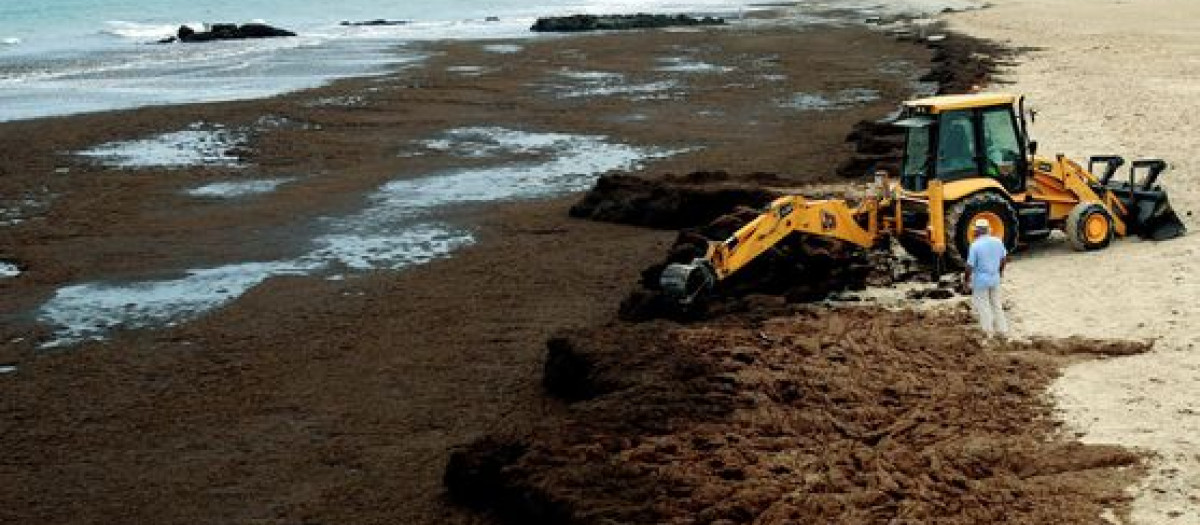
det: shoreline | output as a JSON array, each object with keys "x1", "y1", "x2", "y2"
[{"x1": 0, "y1": 0, "x2": 987, "y2": 124}]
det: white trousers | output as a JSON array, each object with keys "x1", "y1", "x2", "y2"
[{"x1": 971, "y1": 285, "x2": 1008, "y2": 336}]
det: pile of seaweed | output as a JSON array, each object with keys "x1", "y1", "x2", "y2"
[
  {"x1": 531, "y1": 14, "x2": 726, "y2": 33},
  {"x1": 446, "y1": 307, "x2": 1148, "y2": 524}
]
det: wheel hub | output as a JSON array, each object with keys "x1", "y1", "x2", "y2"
[{"x1": 967, "y1": 211, "x2": 1006, "y2": 243}]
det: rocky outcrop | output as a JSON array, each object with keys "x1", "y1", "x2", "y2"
[
  {"x1": 159, "y1": 23, "x2": 296, "y2": 43},
  {"x1": 531, "y1": 14, "x2": 725, "y2": 33}
]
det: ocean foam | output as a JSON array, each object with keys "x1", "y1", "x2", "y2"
[
  {"x1": 482, "y1": 43, "x2": 523, "y2": 54},
  {"x1": 1, "y1": 37, "x2": 20, "y2": 46},
  {"x1": 779, "y1": 88, "x2": 881, "y2": 110},
  {"x1": 0, "y1": 262, "x2": 20, "y2": 278},
  {"x1": 547, "y1": 68, "x2": 682, "y2": 99},
  {"x1": 306, "y1": 95, "x2": 366, "y2": 107},
  {"x1": 446, "y1": 65, "x2": 490, "y2": 76},
  {"x1": 655, "y1": 57, "x2": 734, "y2": 73},
  {"x1": 557, "y1": 70, "x2": 625, "y2": 81},
  {"x1": 418, "y1": 127, "x2": 598, "y2": 158},
  {"x1": 185, "y1": 178, "x2": 296, "y2": 198},
  {"x1": 562, "y1": 80, "x2": 680, "y2": 99},
  {"x1": 102, "y1": 20, "x2": 195, "y2": 41},
  {"x1": 305, "y1": 225, "x2": 475, "y2": 271},
  {"x1": 77, "y1": 123, "x2": 247, "y2": 168}
]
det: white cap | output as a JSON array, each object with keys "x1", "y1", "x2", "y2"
[{"x1": 974, "y1": 218, "x2": 990, "y2": 230}]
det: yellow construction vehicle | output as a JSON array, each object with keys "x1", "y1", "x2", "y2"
[{"x1": 662, "y1": 92, "x2": 1187, "y2": 303}]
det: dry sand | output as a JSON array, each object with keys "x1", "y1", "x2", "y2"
[{"x1": 949, "y1": 2, "x2": 1200, "y2": 522}]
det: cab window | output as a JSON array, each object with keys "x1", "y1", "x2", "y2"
[
  {"x1": 902, "y1": 125, "x2": 931, "y2": 190},
  {"x1": 981, "y1": 107, "x2": 1022, "y2": 179},
  {"x1": 936, "y1": 110, "x2": 978, "y2": 178}
]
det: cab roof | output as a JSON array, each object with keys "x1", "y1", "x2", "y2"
[{"x1": 903, "y1": 92, "x2": 1018, "y2": 113}]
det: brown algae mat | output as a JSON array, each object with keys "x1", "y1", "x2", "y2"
[{"x1": 447, "y1": 305, "x2": 1149, "y2": 524}]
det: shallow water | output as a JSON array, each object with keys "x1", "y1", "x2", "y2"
[
  {"x1": 185, "y1": 178, "x2": 297, "y2": 198},
  {"x1": 39, "y1": 127, "x2": 684, "y2": 347},
  {"x1": 77, "y1": 123, "x2": 248, "y2": 168}
]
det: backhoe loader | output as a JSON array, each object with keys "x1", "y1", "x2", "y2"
[{"x1": 662, "y1": 92, "x2": 1187, "y2": 304}]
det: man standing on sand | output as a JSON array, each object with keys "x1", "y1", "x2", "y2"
[{"x1": 964, "y1": 218, "x2": 1009, "y2": 336}]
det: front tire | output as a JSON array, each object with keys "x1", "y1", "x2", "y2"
[
  {"x1": 944, "y1": 192, "x2": 1018, "y2": 267},
  {"x1": 1066, "y1": 202, "x2": 1114, "y2": 251}
]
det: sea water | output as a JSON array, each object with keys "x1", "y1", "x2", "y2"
[{"x1": 0, "y1": 0, "x2": 766, "y2": 122}]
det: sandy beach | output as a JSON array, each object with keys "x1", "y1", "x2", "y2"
[{"x1": 950, "y1": 2, "x2": 1200, "y2": 523}]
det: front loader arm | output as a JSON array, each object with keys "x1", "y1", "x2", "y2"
[{"x1": 661, "y1": 194, "x2": 885, "y2": 303}]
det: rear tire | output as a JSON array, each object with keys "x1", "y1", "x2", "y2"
[
  {"x1": 944, "y1": 192, "x2": 1018, "y2": 268},
  {"x1": 1066, "y1": 202, "x2": 1114, "y2": 251}
]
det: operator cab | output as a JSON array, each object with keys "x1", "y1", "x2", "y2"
[{"x1": 894, "y1": 93, "x2": 1031, "y2": 194}]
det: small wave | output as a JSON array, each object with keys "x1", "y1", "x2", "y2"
[
  {"x1": 102, "y1": 20, "x2": 198, "y2": 41},
  {"x1": 1, "y1": 37, "x2": 20, "y2": 46}
]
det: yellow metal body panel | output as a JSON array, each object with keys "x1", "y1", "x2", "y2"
[
  {"x1": 904, "y1": 93, "x2": 1018, "y2": 113},
  {"x1": 941, "y1": 178, "x2": 1007, "y2": 202},
  {"x1": 927, "y1": 180, "x2": 946, "y2": 254},
  {"x1": 1027, "y1": 155, "x2": 1127, "y2": 236}
]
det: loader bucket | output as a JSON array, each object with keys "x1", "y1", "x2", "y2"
[
  {"x1": 1106, "y1": 159, "x2": 1187, "y2": 241},
  {"x1": 1133, "y1": 195, "x2": 1187, "y2": 240},
  {"x1": 1108, "y1": 185, "x2": 1187, "y2": 240}
]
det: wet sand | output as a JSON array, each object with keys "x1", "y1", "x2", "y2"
[{"x1": 0, "y1": 22, "x2": 931, "y2": 524}]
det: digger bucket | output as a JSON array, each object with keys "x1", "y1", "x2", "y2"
[
  {"x1": 1105, "y1": 159, "x2": 1187, "y2": 241},
  {"x1": 660, "y1": 259, "x2": 716, "y2": 305}
]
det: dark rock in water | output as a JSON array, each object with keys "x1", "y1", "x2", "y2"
[
  {"x1": 485, "y1": 16, "x2": 501, "y2": 22},
  {"x1": 340, "y1": 19, "x2": 410, "y2": 27},
  {"x1": 165, "y1": 23, "x2": 297, "y2": 43},
  {"x1": 531, "y1": 13, "x2": 725, "y2": 33}
]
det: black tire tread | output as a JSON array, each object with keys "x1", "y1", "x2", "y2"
[
  {"x1": 943, "y1": 191, "x2": 1018, "y2": 268},
  {"x1": 1066, "y1": 202, "x2": 1113, "y2": 251}
]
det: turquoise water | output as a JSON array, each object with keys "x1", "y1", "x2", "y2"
[{"x1": 0, "y1": 0, "x2": 759, "y2": 121}]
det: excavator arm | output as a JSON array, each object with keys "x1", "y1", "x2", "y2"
[{"x1": 661, "y1": 194, "x2": 888, "y2": 303}]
